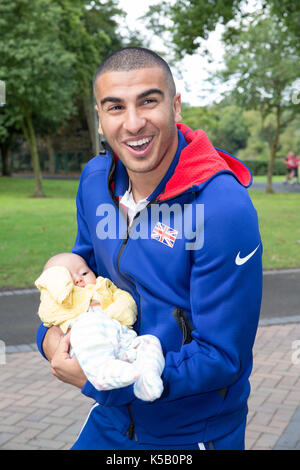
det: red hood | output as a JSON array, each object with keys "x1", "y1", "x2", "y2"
[{"x1": 158, "y1": 123, "x2": 252, "y2": 202}]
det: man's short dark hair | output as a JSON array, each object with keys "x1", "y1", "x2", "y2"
[{"x1": 93, "y1": 47, "x2": 176, "y2": 99}]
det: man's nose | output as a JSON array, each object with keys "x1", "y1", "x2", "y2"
[{"x1": 123, "y1": 107, "x2": 146, "y2": 134}]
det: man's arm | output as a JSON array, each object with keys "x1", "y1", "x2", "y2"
[
  {"x1": 161, "y1": 176, "x2": 263, "y2": 400},
  {"x1": 42, "y1": 325, "x2": 63, "y2": 361}
]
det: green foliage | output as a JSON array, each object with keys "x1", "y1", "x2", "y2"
[
  {"x1": 0, "y1": 0, "x2": 128, "y2": 190},
  {"x1": 145, "y1": 0, "x2": 240, "y2": 58},
  {"x1": 267, "y1": 0, "x2": 300, "y2": 50},
  {"x1": 0, "y1": 0, "x2": 77, "y2": 123},
  {"x1": 145, "y1": 0, "x2": 300, "y2": 58},
  {"x1": 0, "y1": 0, "x2": 82, "y2": 194},
  {"x1": 242, "y1": 159, "x2": 286, "y2": 176},
  {"x1": 181, "y1": 103, "x2": 218, "y2": 139},
  {"x1": 182, "y1": 103, "x2": 299, "y2": 162},
  {"x1": 56, "y1": 0, "x2": 124, "y2": 93},
  {"x1": 219, "y1": 12, "x2": 300, "y2": 192},
  {"x1": 213, "y1": 105, "x2": 249, "y2": 154},
  {"x1": 237, "y1": 110, "x2": 269, "y2": 160},
  {"x1": 181, "y1": 103, "x2": 250, "y2": 155},
  {"x1": 221, "y1": 14, "x2": 300, "y2": 117}
]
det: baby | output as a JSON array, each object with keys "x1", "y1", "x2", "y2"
[{"x1": 35, "y1": 252, "x2": 165, "y2": 402}]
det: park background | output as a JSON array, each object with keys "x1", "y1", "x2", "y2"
[
  {"x1": 0, "y1": 0, "x2": 300, "y2": 452},
  {"x1": 0, "y1": 0, "x2": 299, "y2": 289}
]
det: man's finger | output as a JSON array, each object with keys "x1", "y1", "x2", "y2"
[{"x1": 57, "y1": 333, "x2": 71, "y2": 355}]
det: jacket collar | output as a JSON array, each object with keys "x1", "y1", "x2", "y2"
[
  {"x1": 157, "y1": 123, "x2": 252, "y2": 201},
  {"x1": 111, "y1": 123, "x2": 252, "y2": 202}
]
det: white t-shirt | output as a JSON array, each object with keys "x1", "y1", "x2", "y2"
[{"x1": 119, "y1": 181, "x2": 148, "y2": 227}]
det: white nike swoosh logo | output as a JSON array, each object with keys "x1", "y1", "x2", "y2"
[{"x1": 235, "y1": 244, "x2": 260, "y2": 266}]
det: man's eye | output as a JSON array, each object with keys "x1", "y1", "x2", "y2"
[
  {"x1": 108, "y1": 105, "x2": 123, "y2": 112},
  {"x1": 143, "y1": 99, "x2": 156, "y2": 105}
]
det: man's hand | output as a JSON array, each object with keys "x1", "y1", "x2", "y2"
[{"x1": 50, "y1": 333, "x2": 87, "y2": 389}]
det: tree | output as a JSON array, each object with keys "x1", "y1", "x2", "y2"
[
  {"x1": 181, "y1": 103, "x2": 219, "y2": 138},
  {"x1": 145, "y1": 0, "x2": 300, "y2": 58},
  {"x1": 53, "y1": 0, "x2": 124, "y2": 158},
  {"x1": 0, "y1": 0, "x2": 77, "y2": 196},
  {"x1": 145, "y1": 0, "x2": 240, "y2": 58},
  {"x1": 213, "y1": 105, "x2": 250, "y2": 155},
  {"x1": 181, "y1": 103, "x2": 249, "y2": 155},
  {"x1": 219, "y1": 13, "x2": 300, "y2": 192},
  {"x1": 267, "y1": 0, "x2": 300, "y2": 49},
  {"x1": 0, "y1": 101, "x2": 20, "y2": 176}
]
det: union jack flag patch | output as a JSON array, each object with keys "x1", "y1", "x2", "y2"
[{"x1": 151, "y1": 222, "x2": 178, "y2": 248}]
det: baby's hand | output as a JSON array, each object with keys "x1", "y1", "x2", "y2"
[
  {"x1": 134, "y1": 372, "x2": 164, "y2": 402},
  {"x1": 131, "y1": 335, "x2": 165, "y2": 402}
]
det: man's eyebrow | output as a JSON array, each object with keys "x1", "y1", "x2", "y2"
[
  {"x1": 100, "y1": 88, "x2": 164, "y2": 107},
  {"x1": 137, "y1": 88, "x2": 164, "y2": 100},
  {"x1": 100, "y1": 96, "x2": 123, "y2": 107}
]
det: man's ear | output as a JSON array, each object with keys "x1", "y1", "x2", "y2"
[
  {"x1": 95, "y1": 105, "x2": 103, "y2": 134},
  {"x1": 174, "y1": 93, "x2": 182, "y2": 123}
]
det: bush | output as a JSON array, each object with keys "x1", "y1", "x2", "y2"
[{"x1": 241, "y1": 159, "x2": 286, "y2": 175}]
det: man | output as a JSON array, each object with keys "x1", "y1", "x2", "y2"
[
  {"x1": 37, "y1": 47, "x2": 263, "y2": 450},
  {"x1": 283, "y1": 151, "x2": 296, "y2": 184}
]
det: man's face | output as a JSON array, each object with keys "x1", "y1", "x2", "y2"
[{"x1": 94, "y1": 66, "x2": 182, "y2": 177}]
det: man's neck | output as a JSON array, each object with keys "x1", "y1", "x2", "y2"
[
  {"x1": 127, "y1": 135, "x2": 179, "y2": 203},
  {"x1": 127, "y1": 174, "x2": 159, "y2": 203}
]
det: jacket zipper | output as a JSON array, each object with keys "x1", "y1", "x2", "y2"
[
  {"x1": 107, "y1": 155, "x2": 142, "y2": 334},
  {"x1": 107, "y1": 156, "x2": 139, "y2": 441},
  {"x1": 126, "y1": 404, "x2": 138, "y2": 441},
  {"x1": 173, "y1": 307, "x2": 194, "y2": 346}
]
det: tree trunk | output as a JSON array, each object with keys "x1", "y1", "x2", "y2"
[
  {"x1": 0, "y1": 142, "x2": 12, "y2": 176},
  {"x1": 266, "y1": 106, "x2": 281, "y2": 194},
  {"x1": 45, "y1": 135, "x2": 56, "y2": 174},
  {"x1": 82, "y1": 92, "x2": 100, "y2": 157},
  {"x1": 266, "y1": 145, "x2": 276, "y2": 194},
  {"x1": 22, "y1": 110, "x2": 45, "y2": 197}
]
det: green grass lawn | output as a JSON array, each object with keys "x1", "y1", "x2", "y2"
[
  {"x1": 0, "y1": 177, "x2": 299, "y2": 289},
  {"x1": 253, "y1": 175, "x2": 285, "y2": 183},
  {"x1": 249, "y1": 189, "x2": 300, "y2": 270},
  {"x1": 0, "y1": 178, "x2": 78, "y2": 288}
]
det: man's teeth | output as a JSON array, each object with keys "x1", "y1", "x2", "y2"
[{"x1": 127, "y1": 137, "x2": 152, "y2": 147}]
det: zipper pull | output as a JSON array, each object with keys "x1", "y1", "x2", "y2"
[{"x1": 126, "y1": 421, "x2": 135, "y2": 440}]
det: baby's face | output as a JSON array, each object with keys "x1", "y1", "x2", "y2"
[{"x1": 55, "y1": 254, "x2": 97, "y2": 288}]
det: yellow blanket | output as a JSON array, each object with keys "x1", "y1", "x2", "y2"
[{"x1": 35, "y1": 266, "x2": 137, "y2": 333}]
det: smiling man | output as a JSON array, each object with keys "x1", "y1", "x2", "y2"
[
  {"x1": 37, "y1": 47, "x2": 263, "y2": 450},
  {"x1": 93, "y1": 50, "x2": 181, "y2": 202}
]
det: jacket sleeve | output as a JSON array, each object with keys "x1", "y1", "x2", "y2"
[
  {"x1": 36, "y1": 322, "x2": 48, "y2": 360},
  {"x1": 160, "y1": 178, "x2": 263, "y2": 401}
]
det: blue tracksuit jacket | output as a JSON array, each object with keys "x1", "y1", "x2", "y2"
[{"x1": 36, "y1": 123, "x2": 263, "y2": 447}]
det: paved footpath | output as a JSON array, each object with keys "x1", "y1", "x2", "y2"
[{"x1": 0, "y1": 322, "x2": 299, "y2": 450}]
